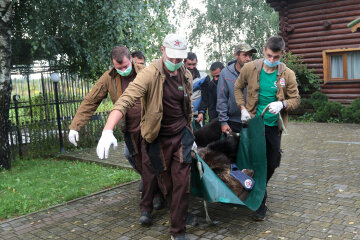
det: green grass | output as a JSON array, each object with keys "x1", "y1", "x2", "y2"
[{"x1": 0, "y1": 158, "x2": 140, "y2": 220}]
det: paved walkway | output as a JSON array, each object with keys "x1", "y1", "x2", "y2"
[{"x1": 1, "y1": 122, "x2": 360, "y2": 240}]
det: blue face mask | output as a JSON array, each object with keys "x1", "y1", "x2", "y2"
[{"x1": 264, "y1": 58, "x2": 280, "y2": 68}]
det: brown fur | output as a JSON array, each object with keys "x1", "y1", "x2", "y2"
[{"x1": 196, "y1": 136, "x2": 254, "y2": 202}]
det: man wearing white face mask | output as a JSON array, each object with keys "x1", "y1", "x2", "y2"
[
  {"x1": 234, "y1": 36, "x2": 300, "y2": 221},
  {"x1": 96, "y1": 34, "x2": 195, "y2": 240}
]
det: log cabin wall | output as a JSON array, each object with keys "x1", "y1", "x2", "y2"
[{"x1": 266, "y1": 0, "x2": 360, "y2": 104}]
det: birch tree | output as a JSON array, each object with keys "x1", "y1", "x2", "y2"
[{"x1": 0, "y1": 0, "x2": 13, "y2": 170}]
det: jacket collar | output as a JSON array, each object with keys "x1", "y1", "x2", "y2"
[
  {"x1": 253, "y1": 58, "x2": 286, "y2": 75},
  {"x1": 225, "y1": 63, "x2": 239, "y2": 78}
]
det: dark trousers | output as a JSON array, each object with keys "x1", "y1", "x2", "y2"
[
  {"x1": 228, "y1": 121, "x2": 243, "y2": 133},
  {"x1": 124, "y1": 130, "x2": 143, "y2": 174},
  {"x1": 125, "y1": 131, "x2": 161, "y2": 214},
  {"x1": 259, "y1": 125, "x2": 282, "y2": 209},
  {"x1": 144, "y1": 131, "x2": 192, "y2": 236},
  {"x1": 159, "y1": 133, "x2": 191, "y2": 236},
  {"x1": 140, "y1": 140, "x2": 161, "y2": 213}
]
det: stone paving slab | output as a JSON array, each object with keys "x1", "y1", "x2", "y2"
[{"x1": 1, "y1": 122, "x2": 360, "y2": 239}]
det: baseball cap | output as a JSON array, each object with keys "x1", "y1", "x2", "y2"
[
  {"x1": 234, "y1": 42, "x2": 257, "y2": 54},
  {"x1": 162, "y1": 33, "x2": 188, "y2": 59},
  {"x1": 230, "y1": 164, "x2": 255, "y2": 191}
]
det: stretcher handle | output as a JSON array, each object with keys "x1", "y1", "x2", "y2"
[
  {"x1": 261, "y1": 104, "x2": 288, "y2": 135},
  {"x1": 194, "y1": 151, "x2": 213, "y2": 224}
]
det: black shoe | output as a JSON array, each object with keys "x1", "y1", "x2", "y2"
[
  {"x1": 153, "y1": 195, "x2": 166, "y2": 210},
  {"x1": 186, "y1": 212, "x2": 198, "y2": 226},
  {"x1": 139, "y1": 211, "x2": 151, "y2": 226},
  {"x1": 171, "y1": 234, "x2": 187, "y2": 240},
  {"x1": 253, "y1": 205, "x2": 268, "y2": 221},
  {"x1": 138, "y1": 180, "x2": 143, "y2": 192}
]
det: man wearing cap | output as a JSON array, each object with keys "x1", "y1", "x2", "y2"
[
  {"x1": 217, "y1": 42, "x2": 257, "y2": 134},
  {"x1": 68, "y1": 45, "x2": 165, "y2": 210},
  {"x1": 96, "y1": 34, "x2": 194, "y2": 240},
  {"x1": 234, "y1": 36, "x2": 300, "y2": 220}
]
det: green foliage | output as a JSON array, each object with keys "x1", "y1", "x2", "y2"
[
  {"x1": 296, "y1": 112, "x2": 316, "y2": 122},
  {"x1": 185, "y1": 0, "x2": 278, "y2": 64},
  {"x1": 292, "y1": 98, "x2": 314, "y2": 117},
  {"x1": 314, "y1": 101, "x2": 343, "y2": 122},
  {"x1": 300, "y1": 98, "x2": 314, "y2": 110},
  {"x1": 293, "y1": 92, "x2": 359, "y2": 124},
  {"x1": 12, "y1": 0, "x2": 175, "y2": 80},
  {"x1": 95, "y1": 98, "x2": 114, "y2": 114},
  {"x1": 341, "y1": 98, "x2": 360, "y2": 123},
  {"x1": 310, "y1": 91, "x2": 328, "y2": 110},
  {"x1": 0, "y1": 158, "x2": 140, "y2": 220},
  {"x1": 23, "y1": 94, "x2": 52, "y2": 121},
  {"x1": 281, "y1": 52, "x2": 321, "y2": 92}
]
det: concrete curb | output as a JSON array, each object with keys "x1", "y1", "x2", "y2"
[{"x1": 1, "y1": 179, "x2": 140, "y2": 225}]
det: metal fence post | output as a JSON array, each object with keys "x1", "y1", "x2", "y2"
[
  {"x1": 13, "y1": 95, "x2": 23, "y2": 158},
  {"x1": 51, "y1": 73, "x2": 65, "y2": 153},
  {"x1": 26, "y1": 72, "x2": 33, "y2": 121}
]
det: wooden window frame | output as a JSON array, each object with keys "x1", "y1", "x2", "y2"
[{"x1": 323, "y1": 48, "x2": 360, "y2": 84}]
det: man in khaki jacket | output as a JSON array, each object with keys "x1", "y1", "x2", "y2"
[
  {"x1": 96, "y1": 34, "x2": 194, "y2": 240},
  {"x1": 69, "y1": 46, "x2": 145, "y2": 170},
  {"x1": 68, "y1": 46, "x2": 165, "y2": 210},
  {"x1": 234, "y1": 36, "x2": 300, "y2": 221}
]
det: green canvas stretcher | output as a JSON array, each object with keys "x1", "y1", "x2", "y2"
[{"x1": 190, "y1": 115, "x2": 267, "y2": 211}]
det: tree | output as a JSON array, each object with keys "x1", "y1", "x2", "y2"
[
  {"x1": 185, "y1": 0, "x2": 278, "y2": 65},
  {"x1": 1, "y1": 0, "x2": 175, "y2": 169},
  {"x1": 11, "y1": 0, "x2": 175, "y2": 80},
  {"x1": 0, "y1": 0, "x2": 13, "y2": 170}
]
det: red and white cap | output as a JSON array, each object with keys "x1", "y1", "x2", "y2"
[{"x1": 162, "y1": 33, "x2": 188, "y2": 59}]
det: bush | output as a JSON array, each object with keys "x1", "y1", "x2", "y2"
[
  {"x1": 310, "y1": 91, "x2": 328, "y2": 110},
  {"x1": 281, "y1": 52, "x2": 321, "y2": 92},
  {"x1": 341, "y1": 98, "x2": 360, "y2": 123},
  {"x1": 298, "y1": 98, "x2": 314, "y2": 111},
  {"x1": 314, "y1": 101, "x2": 343, "y2": 122}
]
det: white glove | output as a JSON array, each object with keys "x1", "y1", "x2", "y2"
[
  {"x1": 96, "y1": 130, "x2": 118, "y2": 159},
  {"x1": 241, "y1": 108, "x2": 251, "y2": 123},
  {"x1": 68, "y1": 130, "x2": 79, "y2": 147},
  {"x1": 269, "y1": 101, "x2": 283, "y2": 114},
  {"x1": 192, "y1": 142, "x2": 198, "y2": 151}
]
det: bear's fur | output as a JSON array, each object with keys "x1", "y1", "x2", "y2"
[
  {"x1": 194, "y1": 125, "x2": 254, "y2": 201},
  {"x1": 194, "y1": 118, "x2": 222, "y2": 147}
]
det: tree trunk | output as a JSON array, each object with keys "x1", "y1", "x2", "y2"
[{"x1": 0, "y1": 0, "x2": 13, "y2": 170}]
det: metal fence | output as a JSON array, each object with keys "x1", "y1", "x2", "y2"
[{"x1": 9, "y1": 65, "x2": 116, "y2": 160}]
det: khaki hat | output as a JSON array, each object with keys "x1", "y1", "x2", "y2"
[
  {"x1": 162, "y1": 33, "x2": 188, "y2": 59},
  {"x1": 234, "y1": 42, "x2": 257, "y2": 54}
]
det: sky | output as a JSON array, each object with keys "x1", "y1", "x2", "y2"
[{"x1": 170, "y1": 0, "x2": 208, "y2": 71}]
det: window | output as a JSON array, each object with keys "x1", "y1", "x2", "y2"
[{"x1": 323, "y1": 48, "x2": 360, "y2": 83}]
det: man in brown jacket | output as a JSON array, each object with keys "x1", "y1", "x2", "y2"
[
  {"x1": 96, "y1": 34, "x2": 194, "y2": 240},
  {"x1": 68, "y1": 46, "x2": 165, "y2": 210},
  {"x1": 234, "y1": 36, "x2": 300, "y2": 221}
]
